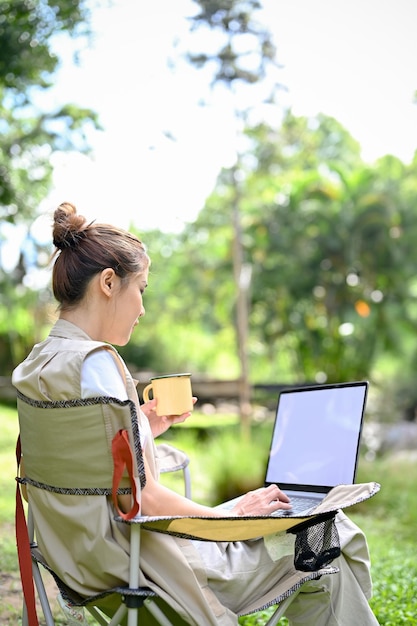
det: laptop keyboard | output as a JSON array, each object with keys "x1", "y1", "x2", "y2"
[
  {"x1": 218, "y1": 495, "x2": 321, "y2": 516},
  {"x1": 272, "y1": 495, "x2": 322, "y2": 517}
]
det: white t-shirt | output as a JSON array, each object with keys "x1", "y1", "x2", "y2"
[
  {"x1": 81, "y1": 350, "x2": 148, "y2": 449},
  {"x1": 81, "y1": 350, "x2": 128, "y2": 400}
]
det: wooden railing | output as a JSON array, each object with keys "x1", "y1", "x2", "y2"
[{"x1": 1, "y1": 374, "x2": 294, "y2": 406}]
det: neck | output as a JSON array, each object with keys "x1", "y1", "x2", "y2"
[{"x1": 59, "y1": 309, "x2": 98, "y2": 340}]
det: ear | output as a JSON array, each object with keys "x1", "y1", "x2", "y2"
[{"x1": 99, "y1": 268, "x2": 116, "y2": 298}]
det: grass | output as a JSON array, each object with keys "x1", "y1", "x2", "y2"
[
  {"x1": 357, "y1": 516, "x2": 417, "y2": 625},
  {"x1": 2, "y1": 403, "x2": 417, "y2": 624}
]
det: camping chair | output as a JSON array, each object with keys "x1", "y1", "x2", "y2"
[
  {"x1": 20, "y1": 501, "x2": 300, "y2": 626},
  {"x1": 15, "y1": 393, "x2": 197, "y2": 625},
  {"x1": 15, "y1": 392, "x2": 344, "y2": 626}
]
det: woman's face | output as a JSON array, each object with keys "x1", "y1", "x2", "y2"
[{"x1": 108, "y1": 268, "x2": 149, "y2": 346}]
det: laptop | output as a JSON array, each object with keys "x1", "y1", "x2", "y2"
[{"x1": 219, "y1": 380, "x2": 369, "y2": 517}]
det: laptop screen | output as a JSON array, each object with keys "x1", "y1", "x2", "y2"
[{"x1": 264, "y1": 381, "x2": 368, "y2": 493}]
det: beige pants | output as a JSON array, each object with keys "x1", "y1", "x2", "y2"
[{"x1": 194, "y1": 512, "x2": 379, "y2": 625}]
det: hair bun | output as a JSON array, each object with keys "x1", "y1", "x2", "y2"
[{"x1": 53, "y1": 202, "x2": 88, "y2": 250}]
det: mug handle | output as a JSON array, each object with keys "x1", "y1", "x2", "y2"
[{"x1": 142, "y1": 383, "x2": 153, "y2": 403}]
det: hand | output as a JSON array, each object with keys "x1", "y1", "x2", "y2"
[
  {"x1": 231, "y1": 484, "x2": 292, "y2": 516},
  {"x1": 141, "y1": 397, "x2": 197, "y2": 438}
]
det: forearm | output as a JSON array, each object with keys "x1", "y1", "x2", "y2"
[
  {"x1": 139, "y1": 455, "x2": 290, "y2": 518},
  {"x1": 141, "y1": 480, "x2": 224, "y2": 517}
]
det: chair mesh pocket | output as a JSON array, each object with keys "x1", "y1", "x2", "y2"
[{"x1": 289, "y1": 512, "x2": 341, "y2": 572}]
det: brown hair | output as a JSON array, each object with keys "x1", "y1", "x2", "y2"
[{"x1": 51, "y1": 202, "x2": 150, "y2": 309}]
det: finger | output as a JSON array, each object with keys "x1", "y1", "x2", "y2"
[
  {"x1": 142, "y1": 398, "x2": 157, "y2": 408},
  {"x1": 270, "y1": 499, "x2": 292, "y2": 511},
  {"x1": 140, "y1": 398, "x2": 158, "y2": 416},
  {"x1": 266, "y1": 484, "x2": 291, "y2": 503},
  {"x1": 163, "y1": 402, "x2": 195, "y2": 421},
  {"x1": 277, "y1": 490, "x2": 291, "y2": 503},
  {"x1": 161, "y1": 411, "x2": 190, "y2": 424},
  {"x1": 171, "y1": 411, "x2": 192, "y2": 423}
]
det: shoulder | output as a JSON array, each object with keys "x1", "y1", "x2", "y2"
[
  {"x1": 12, "y1": 322, "x2": 125, "y2": 400},
  {"x1": 81, "y1": 349, "x2": 128, "y2": 400}
]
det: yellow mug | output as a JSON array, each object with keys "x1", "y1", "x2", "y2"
[{"x1": 142, "y1": 373, "x2": 193, "y2": 416}]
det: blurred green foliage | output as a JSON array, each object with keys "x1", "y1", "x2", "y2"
[{"x1": 2, "y1": 0, "x2": 417, "y2": 424}]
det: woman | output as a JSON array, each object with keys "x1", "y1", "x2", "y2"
[{"x1": 12, "y1": 202, "x2": 379, "y2": 625}]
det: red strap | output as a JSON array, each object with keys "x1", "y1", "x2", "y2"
[
  {"x1": 111, "y1": 429, "x2": 140, "y2": 520},
  {"x1": 15, "y1": 435, "x2": 39, "y2": 626}
]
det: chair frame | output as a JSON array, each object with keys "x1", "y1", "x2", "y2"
[
  {"x1": 20, "y1": 456, "x2": 296, "y2": 626},
  {"x1": 19, "y1": 441, "x2": 192, "y2": 626},
  {"x1": 24, "y1": 504, "x2": 296, "y2": 626}
]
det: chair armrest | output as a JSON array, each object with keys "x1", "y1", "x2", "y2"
[{"x1": 156, "y1": 443, "x2": 190, "y2": 474}]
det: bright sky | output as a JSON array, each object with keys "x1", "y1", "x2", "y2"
[{"x1": 39, "y1": 0, "x2": 417, "y2": 233}]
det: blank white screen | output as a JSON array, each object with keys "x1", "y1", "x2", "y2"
[{"x1": 265, "y1": 384, "x2": 367, "y2": 488}]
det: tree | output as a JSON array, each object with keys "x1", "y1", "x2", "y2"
[
  {"x1": 187, "y1": 0, "x2": 281, "y2": 434},
  {"x1": 164, "y1": 111, "x2": 417, "y2": 387},
  {"x1": 240, "y1": 116, "x2": 416, "y2": 383},
  {"x1": 0, "y1": 0, "x2": 101, "y2": 371},
  {"x1": 0, "y1": 0, "x2": 100, "y2": 220},
  {"x1": 121, "y1": 108, "x2": 417, "y2": 423},
  {"x1": 187, "y1": 0, "x2": 277, "y2": 88}
]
